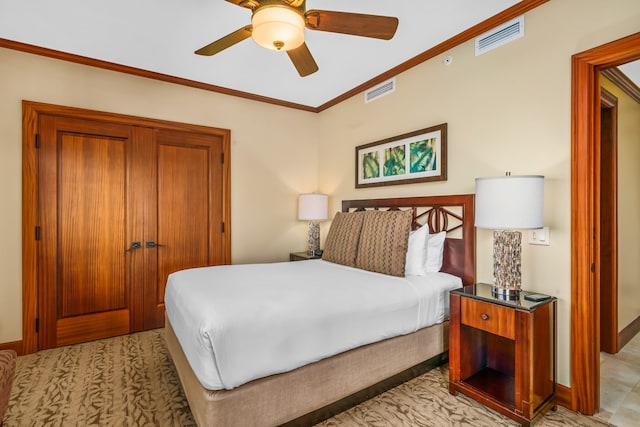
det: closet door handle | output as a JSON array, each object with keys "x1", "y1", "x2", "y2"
[
  {"x1": 125, "y1": 242, "x2": 141, "y2": 252},
  {"x1": 145, "y1": 241, "x2": 164, "y2": 249}
]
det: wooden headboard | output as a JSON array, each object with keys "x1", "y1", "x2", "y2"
[{"x1": 341, "y1": 194, "x2": 476, "y2": 285}]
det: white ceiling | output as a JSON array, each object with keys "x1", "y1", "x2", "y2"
[
  {"x1": 619, "y1": 60, "x2": 640, "y2": 88},
  {"x1": 0, "y1": 0, "x2": 524, "y2": 108},
  {"x1": 1, "y1": 1, "x2": 638, "y2": 109}
]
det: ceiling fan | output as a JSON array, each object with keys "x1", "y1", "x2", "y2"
[{"x1": 195, "y1": 0, "x2": 399, "y2": 77}]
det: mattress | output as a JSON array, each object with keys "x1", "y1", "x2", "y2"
[{"x1": 164, "y1": 259, "x2": 461, "y2": 391}]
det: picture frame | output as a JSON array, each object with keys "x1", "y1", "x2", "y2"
[{"x1": 355, "y1": 123, "x2": 447, "y2": 188}]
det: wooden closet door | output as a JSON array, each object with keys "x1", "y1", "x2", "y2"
[
  {"x1": 23, "y1": 101, "x2": 230, "y2": 353},
  {"x1": 37, "y1": 115, "x2": 144, "y2": 349},
  {"x1": 143, "y1": 129, "x2": 226, "y2": 329}
]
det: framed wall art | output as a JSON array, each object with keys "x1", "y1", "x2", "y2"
[{"x1": 355, "y1": 123, "x2": 447, "y2": 188}]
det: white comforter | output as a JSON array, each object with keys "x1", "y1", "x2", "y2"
[{"x1": 164, "y1": 259, "x2": 461, "y2": 390}]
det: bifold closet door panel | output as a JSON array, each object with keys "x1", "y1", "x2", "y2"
[
  {"x1": 143, "y1": 129, "x2": 226, "y2": 329},
  {"x1": 37, "y1": 115, "x2": 142, "y2": 349}
]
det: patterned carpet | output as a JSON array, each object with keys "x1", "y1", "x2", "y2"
[{"x1": 4, "y1": 329, "x2": 612, "y2": 426}]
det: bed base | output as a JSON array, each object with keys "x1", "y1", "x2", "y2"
[
  {"x1": 165, "y1": 315, "x2": 448, "y2": 427},
  {"x1": 283, "y1": 351, "x2": 448, "y2": 427}
]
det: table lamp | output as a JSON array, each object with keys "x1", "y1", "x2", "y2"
[
  {"x1": 298, "y1": 193, "x2": 328, "y2": 256},
  {"x1": 475, "y1": 174, "x2": 544, "y2": 299}
]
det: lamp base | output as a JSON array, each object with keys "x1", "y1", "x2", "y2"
[
  {"x1": 493, "y1": 229, "x2": 522, "y2": 291},
  {"x1": 307, "y1": 221, "x2": 320, "y2": 255},
  {"x1": 492, "y1": 286, "x2": 520, "y2": 300}
]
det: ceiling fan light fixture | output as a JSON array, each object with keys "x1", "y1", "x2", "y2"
[{"x1": 251, "y1": 5, "x2": 305, "y2": 51}]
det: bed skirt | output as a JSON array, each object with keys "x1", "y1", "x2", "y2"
[{"x1": 165, "y1": 315, "x2": 448, "y2": 427}]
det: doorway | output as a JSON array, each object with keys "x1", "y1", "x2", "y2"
[
  {"x1": 571, "y1": 32, "x2": 640, "y2": 415},
  {"x1": 22, "y1": 101, "x2": 231, "y2": 353}
]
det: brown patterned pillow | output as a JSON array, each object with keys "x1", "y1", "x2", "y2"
[
  {"x1": 322, "y1": 211, "x2": 366, "y2": 267},
  {"x1": 355, "y1": 210, "x2": 413, "y2": 277}
]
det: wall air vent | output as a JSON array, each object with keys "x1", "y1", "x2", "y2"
[
  {"x1": 475, "y1": 15, "x2": 524, "y2": 56},
  {"x1": 365, "y1": 78, "x2": 395, "y2": 103}
]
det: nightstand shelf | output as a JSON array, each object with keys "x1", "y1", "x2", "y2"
[
  {"x1": 464, "y1": 367, "x2": 515, "y2": 408},
  {"x1": 449, "y1": 283, "x2": 557, "y2": 427}
]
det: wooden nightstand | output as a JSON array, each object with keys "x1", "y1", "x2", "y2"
[
  {"x1": 449, "y1": 283, "x2": 557, "y2": 427},
  {"x1": 289, "y1": 252, "x2": 322, "y2": 262}
]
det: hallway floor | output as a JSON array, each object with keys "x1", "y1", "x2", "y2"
[{"x1": 596, "y1": 331, "x2": 640, "y2": 426}]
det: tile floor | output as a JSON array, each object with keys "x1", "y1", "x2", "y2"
[{"x1": 596, "y1": 332, "x2": 640, "y2": 426}]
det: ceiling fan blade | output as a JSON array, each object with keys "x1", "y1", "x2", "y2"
[
  {"x1": 305, "y1": 10, "x2": 398, "y2": 40},
  {"x1": 195, "y1": 26, "x2": 252, "y2": 56},
  {"x1": 286, "y1": 42, "x2": 319, "y2": 77}
]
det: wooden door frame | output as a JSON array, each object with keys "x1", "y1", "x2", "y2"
[
  {"x1": 570, "y1": 32, "x2": 640, "y2": 415},
  {"x1": 22, "y1": 101, "x2": 231, "y2": 355}
]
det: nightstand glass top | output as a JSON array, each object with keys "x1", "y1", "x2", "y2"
[
  {"x1": 450, "y1": 283, "x2": 557, "y2": 311},
  {"x1": 289, "y1": 251, "x2": 322, "y2": 260}
]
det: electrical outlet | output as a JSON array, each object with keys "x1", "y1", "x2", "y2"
[{"x1": 529, "y1": 227, "x2": 550, "y2": 246}]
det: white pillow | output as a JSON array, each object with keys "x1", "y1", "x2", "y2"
[
  {"x1": 404, "y1": 224, "x2": 430, "y2": 276},
  {"x1": 425, "y1": 231, "x2": 446, "y2": 272}
]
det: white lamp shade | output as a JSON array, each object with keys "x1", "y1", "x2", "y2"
[
  {"x1": 298, "y1": 193, "x2": 328, "y2": 221},
  {"x1": 475, "y1": 175, "x2": 544, "y2": 229},
  {"x1": 252, "y1": 5, "x2": 305, "y2": 51}
]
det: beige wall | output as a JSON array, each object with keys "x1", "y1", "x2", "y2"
[
  {"x1": 317, "y1": 0, "x2": 640, "y2": 386},
  {"x1": 1, "y1": 0, "x2": 639, "y2": 390},
  {"x1": 601, "y1": 77, "x2": 640, "y2": 332},
  {"x1": 0, "y1": 48, "x2": 319, "y2": 343}
]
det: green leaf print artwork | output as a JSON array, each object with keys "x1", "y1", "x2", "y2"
[
  {"x1": 384, "y1": 145, "x2": 405, "y2": 176},
  {"x1": 362, "y1": 151, "x2": 380, "y2": 179},
  {"x1": 410, "y1": 138, "x2": 436, "y2": 173}
]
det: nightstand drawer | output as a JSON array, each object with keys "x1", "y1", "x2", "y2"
[{"x1": 461, "y1": 298, "x2": 515, "y2": 339}]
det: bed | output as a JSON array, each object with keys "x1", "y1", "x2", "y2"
[{"x1": 165, "y1": 194, "x2": 475, "y2": 426}]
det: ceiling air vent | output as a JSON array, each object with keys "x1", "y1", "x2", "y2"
[
  {"x1": 475, "y1": 15, "x2": 524, "y2": 56},
  {"x1": 365, "y1": 78, "x2": 395, "y2": 103}
]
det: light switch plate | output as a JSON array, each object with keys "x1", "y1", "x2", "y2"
[{"x1": 529, "y1": 227, "x2": 550, "y2": 246}]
